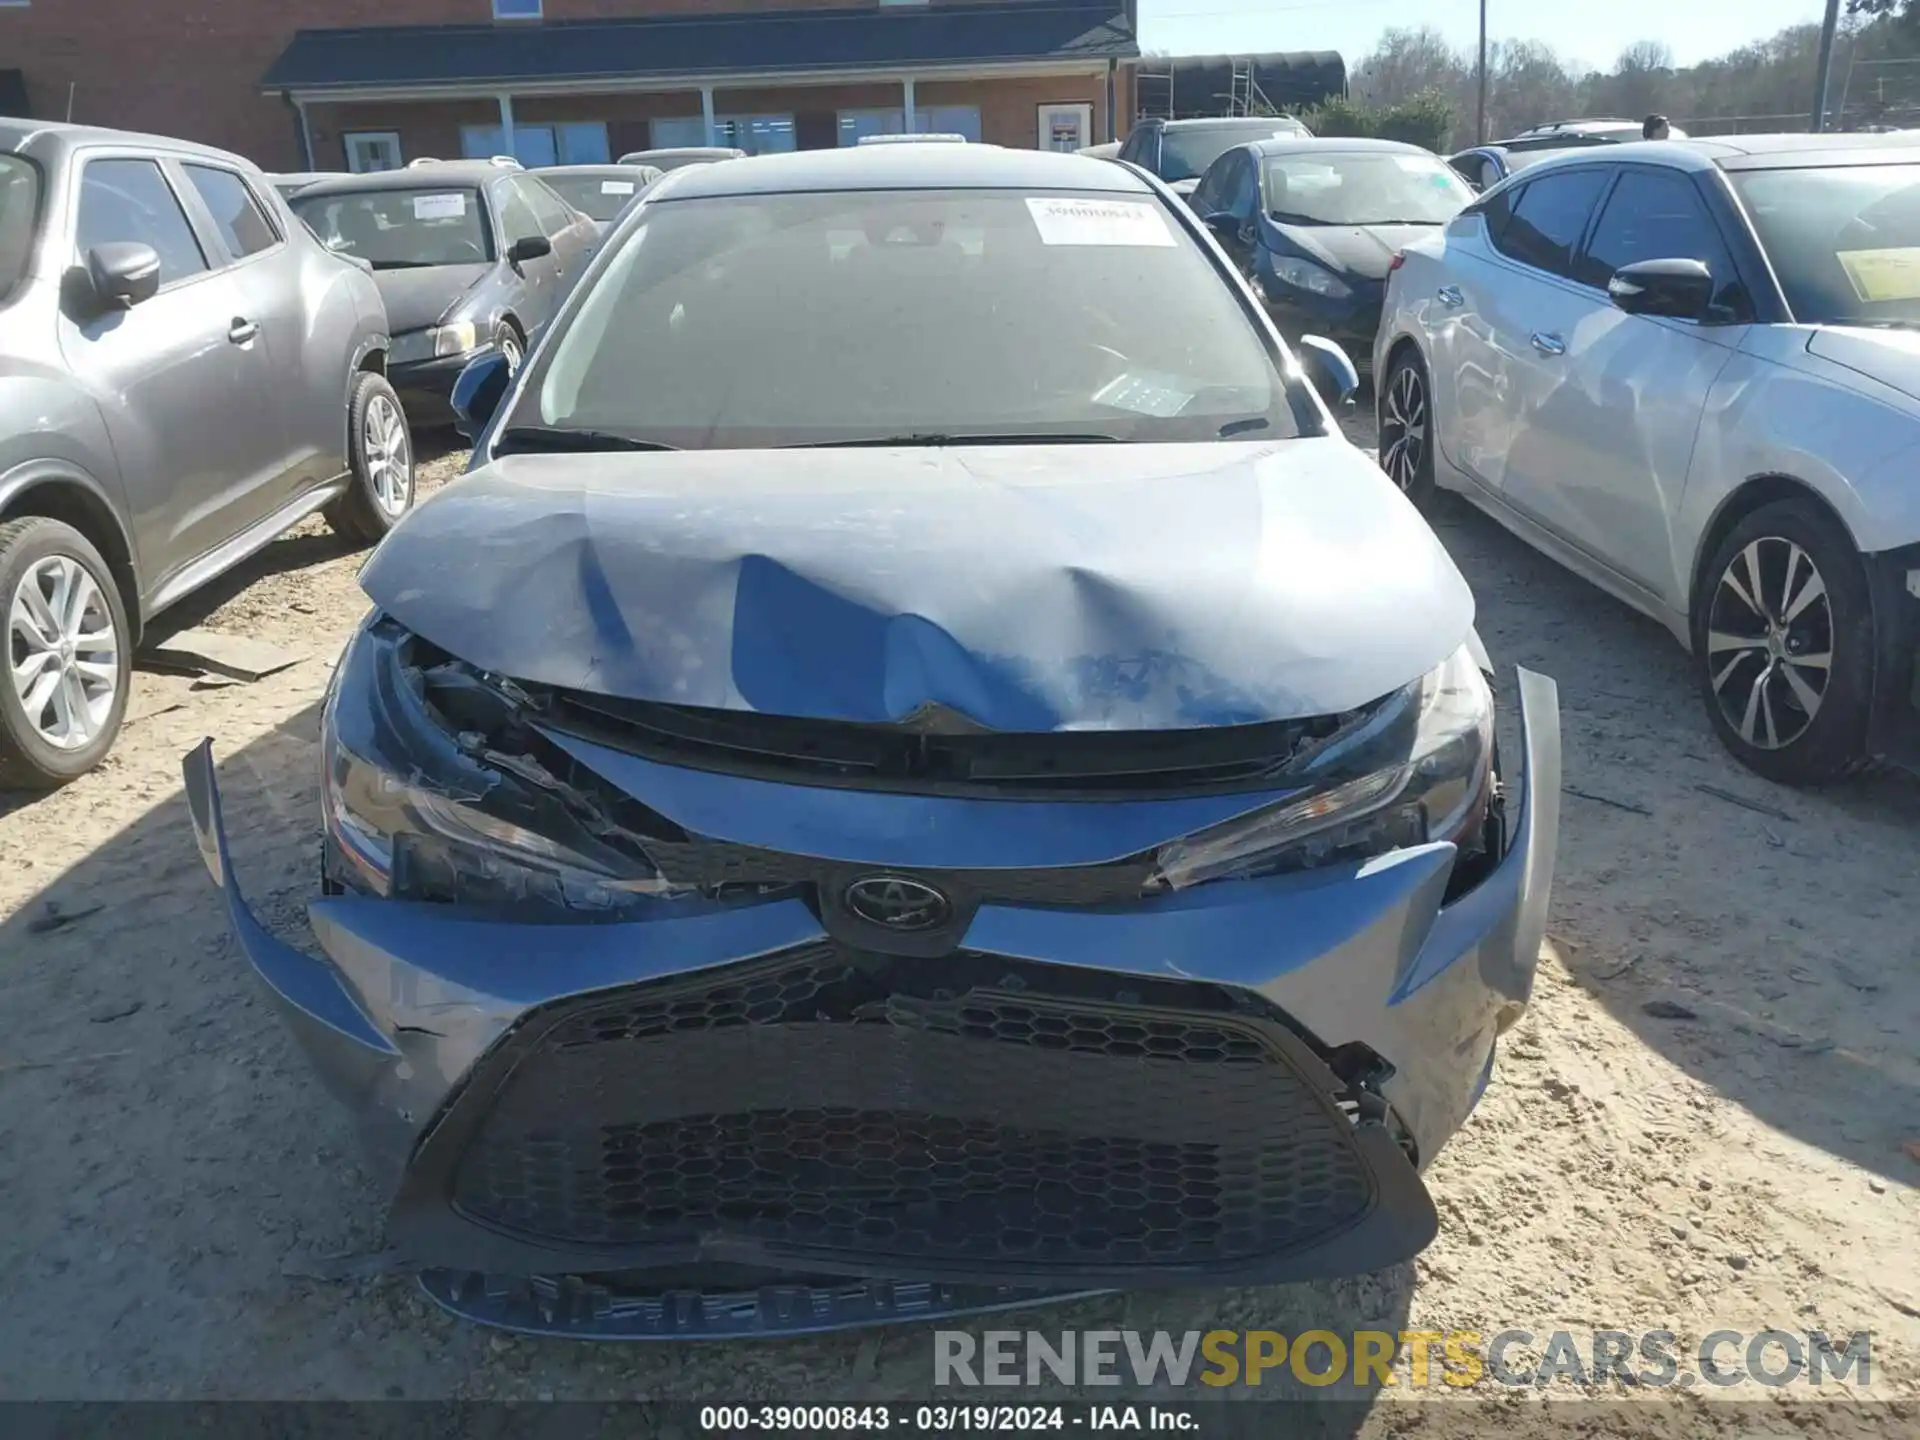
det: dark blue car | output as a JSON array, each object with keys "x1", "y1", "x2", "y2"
[
  {"x1": 1191, "y1": 137, "x2": 1477, "y2": 355},
  {"x1": 184, "y1": 144, "x2": 1560, "y2": 1341}
]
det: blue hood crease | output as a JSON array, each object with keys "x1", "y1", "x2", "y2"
[{"x1": 358, "y1": 439, "x2": 1475, "y2": 731}]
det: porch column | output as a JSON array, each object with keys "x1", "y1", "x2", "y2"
[
  {"x1": 701, "y1": 85, "x2": 717, "y2": 146},
  {"x1": 903, "y1": 76, "x2": 917, "y2": 133},
  {"x1": 293, "y1": 96, "x2": 316, "y2": 170},
  {"x1": 497, "y1": 92, "x2": 517, "y2": 158}
]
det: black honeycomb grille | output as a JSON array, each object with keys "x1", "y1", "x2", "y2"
[{"x1": 451, "y1": 946, "x2": 1375, "y2": 1272}]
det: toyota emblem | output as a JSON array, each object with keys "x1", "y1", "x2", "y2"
[{"x1": 844, "y1": 875, "x2": 953, "y2": 932}]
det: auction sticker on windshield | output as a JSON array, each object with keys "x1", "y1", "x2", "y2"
[
  {"x1": 602, "y1": 180, "x2": 636, "y2": 195},
  {"x1": 1026, "y1": 197, "x2": 1174, "y2": 247},
  {"x1": 413, "y1": 193, "x2": 468, "y2": 221},
  {"x1": 1837, "y1": 246, "x2": 1920, "y2": 303}
]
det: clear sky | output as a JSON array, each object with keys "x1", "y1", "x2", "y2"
[{"x1": 1141, "y1": 0, "x2": 1833, "y2": 73}]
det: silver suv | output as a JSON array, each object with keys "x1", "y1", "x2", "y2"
[{"x1": 0, "y1": 120, "x2": 411, "y2": 787}]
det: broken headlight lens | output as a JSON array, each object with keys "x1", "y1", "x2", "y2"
[
  {"x1": 1149, "y1": 644, "x2": 1494, "y2": 889},
  {"x1": 320, "y1": 616, "x2": 686, "y2": 911}
]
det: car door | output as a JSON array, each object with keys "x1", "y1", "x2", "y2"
[
  {"x1": 178, "y1": 161, "x2": 326, "y2": 515},
  {"x1": 1437, "y1": 167, "x2": 1610, "y2": 494},
  {"x1": 491, "y1": 177, "x2": 562, "y2": 337},
  {"x1": 56, "y1": 154, "x2": 279, "y2": 594},
  {"x1": 521, "y1": 174, "x2": 596, "y2": 297},
  {"x1": 1497, "y1": 165, "x2": 1749, "y2": 604}
]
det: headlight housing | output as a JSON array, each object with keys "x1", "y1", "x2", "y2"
[
  {"x1": 320, "y1": 617, "x2": 692, "y2": 911},
  {"x1": 1149, "y1": 645, "x2": 1496, "y2": 890},
  {"x1": 1272, "y1": 256, "x2": 1353, "y2": 299},
  {"x1": 432, "y1": 320, "x2": 480, "y2": 358}
]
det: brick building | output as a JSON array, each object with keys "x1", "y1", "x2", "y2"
[{"x1": 0, "y1": 1, "x2": 1138, "y2": 174}]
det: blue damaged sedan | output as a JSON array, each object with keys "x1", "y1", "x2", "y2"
[{"x1": 183, "y1": 145, "x2": 1561, "y2": 1339}]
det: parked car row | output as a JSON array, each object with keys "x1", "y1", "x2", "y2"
[{"x1": 0, "y1": 124, "x2": 704, "y2": 784}]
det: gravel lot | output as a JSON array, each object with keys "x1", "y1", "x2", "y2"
[{"x1": 2, "y1": 413, "x2": 1916, "y2": 1430}]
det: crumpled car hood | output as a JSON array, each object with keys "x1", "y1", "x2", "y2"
[{"x1": 359, "y1": 438, "x2": 1475, "y2": 730}]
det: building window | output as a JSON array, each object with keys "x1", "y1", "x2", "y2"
[
  {"x1": 652, "y1": 114, "x2": 796, "y2": 156},
  {"x1": 837, "y1": 106, "x2": 982, "y2": 146},
  {"x1": 462, "y1": 121, "x2": 608, "y2": 167},
  {"x1": 492, "y1": 0, "x2": 542, "y2": 19},
  {"x1": 342, "y1": 132, "x2": 403, "y2": 173}
]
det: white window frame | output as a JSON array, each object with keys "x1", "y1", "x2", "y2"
[
  {"x1": 1037, "y1": 102, "x2": 1093, "y2": 153},
  {"x1": 492, "y1": 0, "x2": 543, "y2": 20},
  {"x1": 653, "y1": 113, "x2": 796, "y2": 156},
  {"x1": 342, "y1": 131, "x2": 403, "y2": 174}
]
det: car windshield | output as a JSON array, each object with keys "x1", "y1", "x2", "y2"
[
  {"x1": 0, "y1": 154, "x2": 41, "y2": 305},
  {"x1": 289, "y1": 186, "x2": 493, "y2": 268},
  {"x1": 1265, "y1": 152, "x2": 1475, "y2": 226},
  {"x1": 1159, "y1": 124, "x2": 1305, "y2": 182},
  {"x1": 1732, "y1": 163, "x2": 1920, "y2": 326},
  {"x1": 523, "y1": 188, "x2": 1302, "y2": 449},
  {"x1": 543, "y1": 173, "x2": 648, "y2": 221}
]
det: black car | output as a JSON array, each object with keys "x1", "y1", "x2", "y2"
[
  {"x1": 533, "y1": 163, "x2": 664, "y2": 234},
  {"x1": 1116, "y1": 115, "x2": 1313, "y2": 199},
  {"x1": 1190, "y1": 137, "x2": 1476, "y2": 353},
  {"x1": 290, "y1": 162, "x2": 598, "y2": 422}
]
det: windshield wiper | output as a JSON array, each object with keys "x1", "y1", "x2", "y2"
[
  {"x1": 367, "y1": 260, "x2": 437, "y2": 270},
  {"x1": 1218, "y1": 417, "x2": 1271, "y2": 438},
  {"x1": 492, "y1": 425, "x2": 679, "y2": 455},
  {"x1": 785, "y1": 432, "x2": 1125, "y2": 449}
]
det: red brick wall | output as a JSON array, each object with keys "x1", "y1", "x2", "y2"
[{"x1": 0, "y1": 3, "x2": 1113, "y2": 170}]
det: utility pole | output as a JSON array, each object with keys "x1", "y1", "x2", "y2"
[
  {"x1": 1476, "y1": 0, "x2": 1490, "y2": 144},
  {"x1": 1811, "y1": 0, "x2": 1841, "y2": 132}
]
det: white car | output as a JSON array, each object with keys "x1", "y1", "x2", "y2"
[{"x1": 1375, "y1": 133, "x2": 1920, "y2": 785}]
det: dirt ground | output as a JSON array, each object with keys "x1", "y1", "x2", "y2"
[{"x1": 1, "y1": 413, "x2": 1916, "y2": 1430}]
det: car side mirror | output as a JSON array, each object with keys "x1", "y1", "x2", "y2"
[
  {"x1": 1296, "y1": 334, "x2": 1360, "y2": 411},
  {"x1": 507, "y1": 234, "x2": 552, "y2": 267},
  {"x1": 1203, "y1": 211, "x2": 1240, "y2": 240},
  {"x1": 86, "y1": 242, "x2": 162, "y2": 311},
  {"x1": 1608, "y1": 257, "x2": 1713, "y2": 321},
  {"x1": 451, "y1": 350, "x2": 511, "y2": 443}
]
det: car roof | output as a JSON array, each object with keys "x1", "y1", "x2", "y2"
[
  {"x1": 536, "y1": 163, "x2": 659, "y2": 178},
  {"x1": 1150, "y1": 116, "x2": 1309, "y2": 132},
  {"x1": 1248, "y1": 136, "x2": 1429, "y2": 158},
  {"x1": 620, "y1": 147, "x2": 746, "y2": 161},
  {"x1": 656, "y1": 143, "x2": 1155, "y2": 198},
  {"x1": 0, "y1": 116, "x2": 257, "y2": 169},
  {"x1": 293, "y1": 163, "x2": 506, "y2": 198},
  {"x1": 1492, "y1": 132, "x2": 1920, "y2": 181}
]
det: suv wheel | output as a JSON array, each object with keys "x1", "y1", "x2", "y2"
[
  {"x1": 0, "y1": 517, "x2": 132, "y2": 789},
  {"x1": 1692, "y1": 499, "x2": 1874, "y2": 786},
  {"x1": 324, "y1": 371, "x2": 415, "y2": 545}
]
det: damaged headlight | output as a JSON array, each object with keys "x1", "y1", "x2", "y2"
[
  {"x1": 320, "y1": 616, "x2": 690, "y2": 911},
  {"x1": 1149, "y1": 645, "x2": 1495, "y2": 889}
]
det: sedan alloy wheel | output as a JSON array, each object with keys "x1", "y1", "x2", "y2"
[
  {"x1": 1704, "y1": 536, "x2": 1832, "y2": 751},
  {"x1": 364, "y1": 392, "x2": 413, "y2": 518}
]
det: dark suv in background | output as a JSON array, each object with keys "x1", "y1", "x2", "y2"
[
  {"x1": 0, "y1": 120, "x2": 408, "y2": 787},
  {"x1": 1117, "y1": 115, "x2": 1314, "y2": 198}
]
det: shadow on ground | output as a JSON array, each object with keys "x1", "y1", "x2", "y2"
[{"x1": 1434, "y1": 494, "x2": 1920, "y2": 1187}]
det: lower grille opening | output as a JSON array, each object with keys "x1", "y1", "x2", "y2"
[{"x1": 446, "y1": 946, "x2": 1378, "y2": 1275}]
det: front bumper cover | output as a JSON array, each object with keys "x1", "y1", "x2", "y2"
[{"x1": 183, "y1": 669, "x2": 1560, "y2": 1338}]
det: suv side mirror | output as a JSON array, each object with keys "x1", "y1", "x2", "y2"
[
  {"x1": 451, "y1": 350, "x2": 511, "y2": 443},
  {"x1": 1608, "y1": 257, "x2": 1713, "y2": 320},
  {"x1": 1204, "y1": 211, "x2": 1241, "y2": 240},
  {"x1": 1296, "y1": 334, "x2": 1360, "y2": 411},
  {"x1": 507, "y1": 234, "x2": 552, "y2": 266},
  {"x1": 86, "y1": 243, "x2": 162, "y2": 311}
]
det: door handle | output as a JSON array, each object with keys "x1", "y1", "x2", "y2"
[
  {"x1": 1437, "y1": 285, "x2": 1465, "y2": 308},
  {"x1": 228, "y1": 318, "x2": 259, "y2": 345},
  {"x1": 1530, "y1": 331, "x2": 1566, "y2": 356}
]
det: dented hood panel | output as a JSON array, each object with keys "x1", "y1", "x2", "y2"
[{"x1": 358, "y1": 438, "x2": 1474, "y2": 730}]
